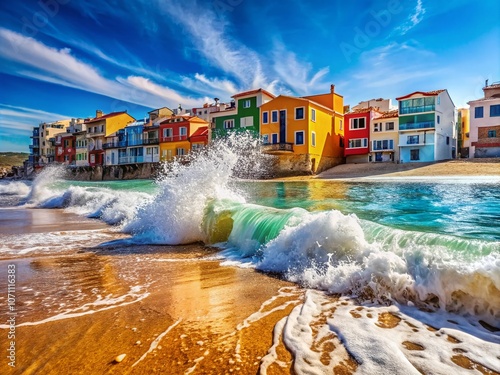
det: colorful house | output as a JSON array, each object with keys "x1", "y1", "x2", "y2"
[
  {"x1": 468, "y1": 81, "x2": 500, "y2": 158},
  {"x1": 85, "y1": 110, "x2": 135, "y2": 166},
  {"x1": 189, "y1": 126, "x2": 209, "y2": 152},
  {"x1": 344, "y1": 107, "x2": 381, "y2": 163},
  {"x1": 159, "y1": 115, "x2": 209, "y2": 161},
  {"x1": 143, "y1": 124, "x2": 160, "y2": 163},
  {"x1": 396, "y1": 90, "x2": 456, "y2": 163},
  {"x1": 260, "y1": 85, "x2": 344, "y2": 174},
  {"x1": 370, "y1": 110, "x2": 399, "y2": 162},
  {"x1": 212, "y1": 89, "x2": 275, "y2": 139},
  {"x1": 457, "y1": 108, "x2": 470, "y2": 158},
  {"x1": 54, "y1": 132, "x2": 76, "y2": 164}
]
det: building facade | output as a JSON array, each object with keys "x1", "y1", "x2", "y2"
[
  {"x1": 213, "y1": 89, "x2": 275, "y2": 138},
  {"x1": 396, "y1": 90, "x2": 456, "y2": 163},
  {"x1": 85, "y1": 110, "x2": 135, "y2": 166},
  {"x1": 159, "y1": 116, "x2": 209, "y2": 161},
  {"x1": 344, "y1": 108, "x2": 380, "y2": 163},
  {"x1": 457, "y1": 108, "x2": 470, "y2": 158},
  {"x1": 468, "y1": 82, "x2": 500, "y2": 158},
  {"x1": 260, "y1": 85, "x2": 345, "y2": 174},
  {"x1": 369, "y1": 110, "x2": 399, "y2": 162}
]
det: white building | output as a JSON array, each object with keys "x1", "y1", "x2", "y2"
[
  {"x1": 467, "y1": 82, "x2": 500, "y2": 158},
  {"x1": 370, "y1": 110, "x2": 399, "y2": 162},
  {"x1": 396, "y1": 90, "x2": 456, "y2": 163}
]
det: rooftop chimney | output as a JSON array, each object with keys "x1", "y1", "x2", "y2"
[
  {"x1": 330, "y1": 84, "x2": 335, "y2": 93},
  {"x1": 96, "y1": 110, "x2": 103, "y2": 118}
]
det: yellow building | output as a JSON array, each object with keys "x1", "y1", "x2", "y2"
[
  {"x1": 260, "y1": 85, "x2": 344, "y2": 174},
  {"x1": 85, "y1": 110, "x2": 135, "y2": 166},
  {"x1": 457, "y1": 108, "x2": 470, "y2": 158},
  {"x1": 159, "y1": 115, "x2": 209, "y2": 161}
]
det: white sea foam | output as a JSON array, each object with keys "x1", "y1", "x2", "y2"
[
  {"x1": 266, "y1": 290, "x2": 500, "y2": 375},
  {"x1": 123, "y1": 133, "x2": 267, "y2": 244},
  {"x1": 0, "y1": 180, "x2": 31, "y2": 196},
  {"x1": 0, "y1": 285, "x2": 150, "y2": 327}
]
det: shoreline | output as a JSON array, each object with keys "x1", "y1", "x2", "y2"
[{"x1": 267, "y1": 159, "x2": 500, "y2": 182}]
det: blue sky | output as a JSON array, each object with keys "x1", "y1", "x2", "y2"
[{"x1": 0, "y1": 0, "x2": 499, "y2": 152}]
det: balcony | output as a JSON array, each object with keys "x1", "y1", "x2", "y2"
[
  {"x1": 399, "y1": 105, "x2": 435, "y2": 115},
  {"x1": 160, "y1": 135, "x2": 188, "y2": 142},
  {"x1": 399, "y1": 121, "x2": 435, "y2": 131},
  {"x1": 261, "y1": 142, "x2": 294, "y2": 154},
  {"x1": 103, "y1": 140, "x2": 127, "y2": 149},
  {"x1": 29, "y1": 144, "x2": 39, "y2": 150},
  {"x1": 143, "y1": 138, "x2": 159, "y2": 145},
  {"x1": 119, "y1": 156, "x2": 144, "y2": 164}
]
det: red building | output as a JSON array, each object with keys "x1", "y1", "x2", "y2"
[
  {"x1": 159, "y1": 115, "x2": 209, "y2": 161},
  {"x1": 189, "y1": 126, "x2": 209, "y2": 152},
  {"x1": 344, "y1": 107, "x2": 381, "y2": 163},
  {"x1": 55, "y1": 132, "x2": 76, "y2": 164}
]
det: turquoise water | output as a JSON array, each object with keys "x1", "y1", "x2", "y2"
[{"x1": 238, "y1": 180, "x2": 500, "y2": 241}]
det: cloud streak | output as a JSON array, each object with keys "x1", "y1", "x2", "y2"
[{"x1": 398, "y1": 0, "x2": 426, "y2": 35}]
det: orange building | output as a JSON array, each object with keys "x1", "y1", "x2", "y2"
[
  {"x1": 159, "y1": 115, "x2": 209, "y2": 161},
  {"x1": 260, "y1": 85, "x2": 344, "y2": 174}
]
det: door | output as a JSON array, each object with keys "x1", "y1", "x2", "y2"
[{"x1": 279, "y1": 110, "x2": 286, "y2": 143}]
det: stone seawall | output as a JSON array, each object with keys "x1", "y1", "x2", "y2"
[{"x1": 65, "y1": 163, "x2": 160, "y2": 181}]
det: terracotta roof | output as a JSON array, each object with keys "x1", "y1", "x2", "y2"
[
  {"x1": 84, "y1": 111, "x2": 130, "y2": 123},
  {"x1": 232, "y1": 88, "x2": 275, "y2": 99},
  {"x1": 396, "y1": 90, "x2": 446, "y2": 101},
  {"x1": 190, "y1": 126, "x2": 209, "y2": 138},
  {"x1": 159, "y1": 115, "x2": 208, "y2": 125},
  {"x1": 378, "y1": 110, "x2": 399, "y2": 119}
]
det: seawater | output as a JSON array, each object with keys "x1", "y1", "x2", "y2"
[{"x1": 1, "y1": 139, "x2": 499, "y2": 373}]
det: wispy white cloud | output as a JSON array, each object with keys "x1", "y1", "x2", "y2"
[
  {"x1": 272, "y1": 43, "x2": 331, "y2": 95},
  {"x1": 398, "y1": 0, "x2": 426, "y2": 35},
  {"x1": 0, "y1": 27, "x2": 205, "y2": 110},
  {"x1": 0, "y1": 104, "x2": 73, "y2": 131}
]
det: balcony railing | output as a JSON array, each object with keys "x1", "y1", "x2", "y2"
[
  {"x1": 399, "y1": 121, "x2": 435, "y2": 131},
  {"x1": 399, "y1": 105, "x2": 435, "y2": 114},
  {"x1": 143, "y1": 138, "x2": 159, "y2": 145},
  {"x1": 103, "y1": 140, "x2": 127, "y2": 149},
  {"x1": 119, "y1": 156, "x2": 144, "y2": 164},
  {"x1": 160, "y1": 135, "x2": 188, "y2": 142},
  {"x1": 261, "y1": 142, "x2": 294, "y2": 153}
]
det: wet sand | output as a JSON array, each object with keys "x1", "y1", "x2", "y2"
[{"x1": 0, "y1": 209, "x2": 499, "y2": 374}]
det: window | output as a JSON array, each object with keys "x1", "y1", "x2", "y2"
[
  {"x1": 437, "y1": 115, "x2": 440, "y2": 124},
  {"x1": 177, "y1": 148, "x2": 186, "y2": 156},
  {"x1": 223, "y1": 119, "x2": 235, "y2": 129},
  {"x1": 385, "y1": 122, "x2": 395, "y2": 131},
  {"x1": 179, "y1": 127, "x2": 187, "y2": 136},
  {"x1": 262, "y1": 134, "x2": 269, "y2": 144},
  {"x1": 271, "y1": 111, "x2": 278, "y2": 123},
  {"x1": 437, "y1": 97, "x2": 440, "y2": 105},
  {"x1": 271, "y1": 133, "x2": 278, "y2": 144},
  {"x1": 446, "y1": 136, "x2": 450, "y2": 145},
  {"x1": 373, "y1": 123, "x2": 381, "y2": 132},
  {"x1": 488, "y1": 130, "x2": 497, "y2": 138},
  {"x1": 339, "y1": 120, "x2": 343, "y2": 130},
  {"x1": 410, "y1": 149, "x2": 420, "y2": 161},
  {"x1": 262, "y1": 111, "x2": 269, "y2": 124},
  {"x1": 311, "y1": 109, "x2": 316, "y2": 122},
  {"x1": 372, "y1": 140, "x2": 394, "y2": 150},
  {"x1": 240, "y1": 116, "x2": 254, "y2": 127},
  {"x1": 295, "y1": 107, "x2": 305, "y2": 120},
  {"x1": 311, "y1": 132, "x2": 316, "y2": 147},
  {"x1": 348, "y1": 138, "x2": 368, "y2": 148},
  {"x1": 295, "y1": 131, "x2": 304, "y2": 145},
  {"x1": 491, "y1": 105, "x2": 500, "y2": 117},
  {"x1": 351, "y1": 117, "x2": 366, "y2": 129},
  {"x1": 163, "y1": 128, "x2": 173, "y2": 138},
  {"x1": 243, "y1": 99, "x2": 251, "y2": 108},
  {"x1": 475, "y1": 107, "x2": 484, "y2": 118},
  {"x1": 407, "y1": 135, "x2": 419, "y2": 144},
  {"x1": 192, "y1": 143, "x2": 204, "y2": 152}
]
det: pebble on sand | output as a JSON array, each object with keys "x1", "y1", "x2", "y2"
[{"x1": 114, "y1": 354, "x2": 127, "y2": 363}]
